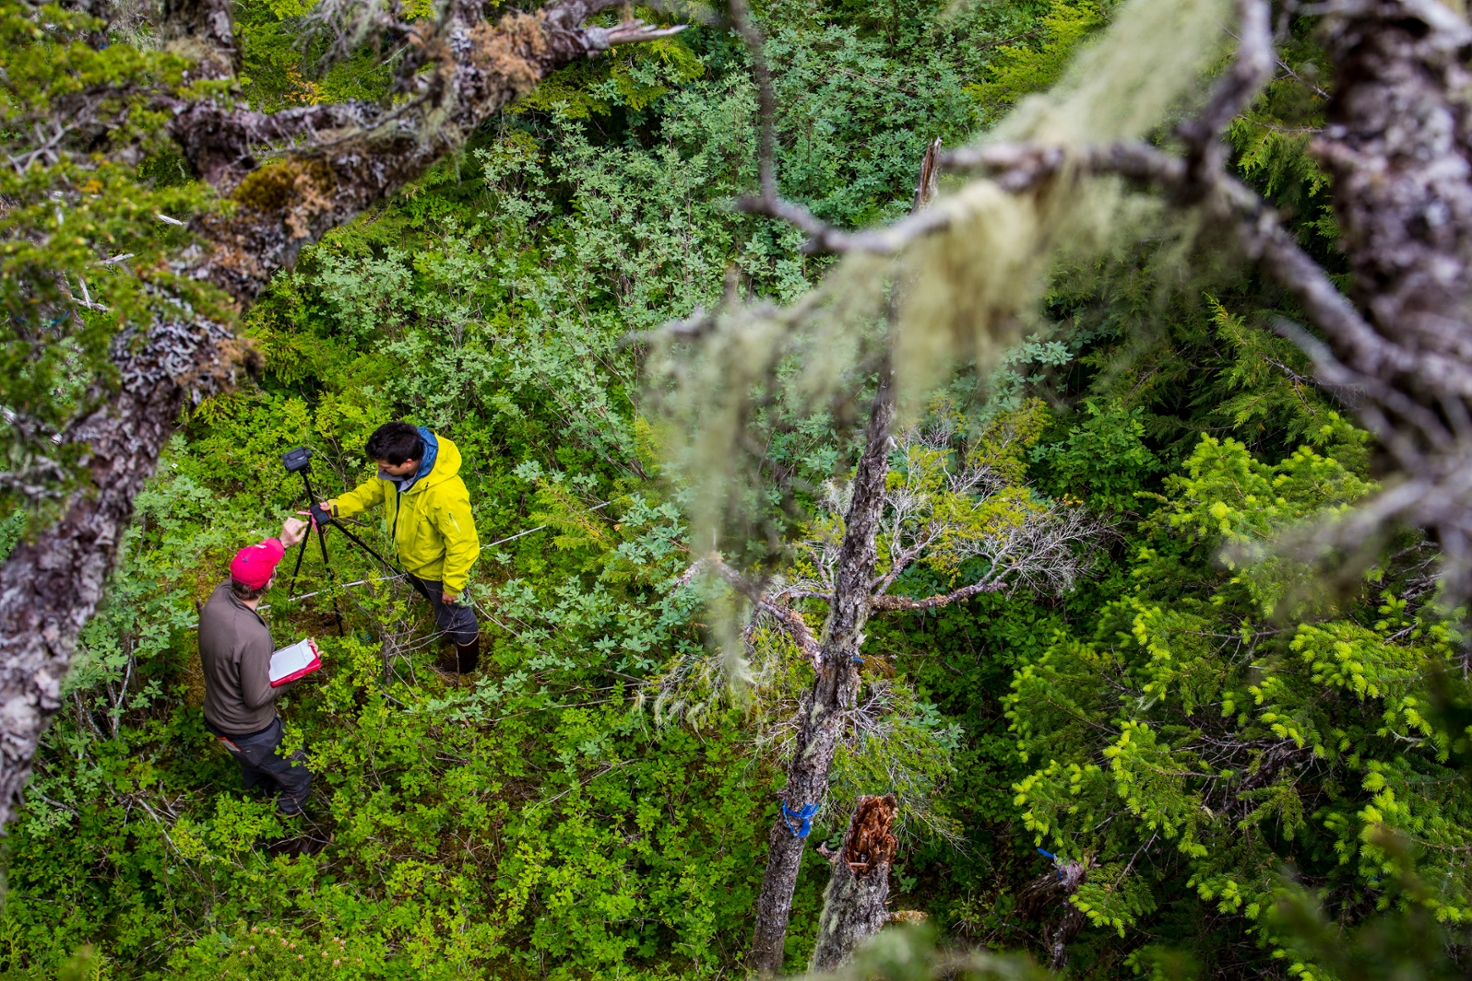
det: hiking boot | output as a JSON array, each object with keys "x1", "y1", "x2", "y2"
[
  {"x1": 431, "y1": 660, "x2": 466, "y2": 684},
  {"x1": 455, "y1": 635, "x2": 480, "y2": 675}
]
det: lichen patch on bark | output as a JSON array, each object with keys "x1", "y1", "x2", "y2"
[{"x1": 471, "y1": 11, "x2": 549, "y2": 98}]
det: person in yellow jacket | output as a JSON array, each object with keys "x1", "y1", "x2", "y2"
[{"x1": 321, "y1": 421, "x2": 481, "y2": 675}]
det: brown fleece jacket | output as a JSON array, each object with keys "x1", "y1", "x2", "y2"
[{"x1": 197, "y1": 582, "x2": 288, "y2": 735}]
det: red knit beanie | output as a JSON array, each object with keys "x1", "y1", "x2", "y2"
[{"x1": 229, "y1": 537, "x2": 285, "y2": 590}]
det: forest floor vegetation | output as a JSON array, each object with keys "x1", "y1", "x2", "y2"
[{"x1": 5, "y1": 0, "x2": 1472, "y2": 978}]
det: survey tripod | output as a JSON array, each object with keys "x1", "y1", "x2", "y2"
[{"x1": 281, "y1": 447, "x2": 432, "y2": 634}]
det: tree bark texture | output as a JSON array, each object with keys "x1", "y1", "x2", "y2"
[
  {"x1": 0, "y1": 0, "x2": 676, "y2": 832},
  {"x1": 809, "y1": 794, "x2": 898, "y2": 972},
  {"x1": 1225, "y1": 0, "x2": 1472, "y2": 581},
  {"x1": 168, "y1": 0, "x2": 678, "y2": 307},
  {"x1": 1016, "y1": 857, "x2": 1090, "y2": 970},
  {"x1": 1316, "y1": 0, "x2": 1472, "y2": 401},
  {"x1": 748, "y1": 364, "x2": 896, "y2": 976},
  {"x1": 0, "y1": 316, "x2": 237, "y2": 834}
]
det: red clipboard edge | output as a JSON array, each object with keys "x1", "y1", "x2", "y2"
[{"x1": 270, "y1": 638, "x2": 322, "y2": 687}]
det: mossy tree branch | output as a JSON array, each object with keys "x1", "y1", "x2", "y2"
[{"x1": 746, "y1": 0, "x2": 1472, "y2": 595}]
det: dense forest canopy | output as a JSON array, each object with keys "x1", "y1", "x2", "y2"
[{"x1": 5, "y1": 0, "x2": 1472, "y2": 977}]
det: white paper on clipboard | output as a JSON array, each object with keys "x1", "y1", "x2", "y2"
[{"x1": 269, "y1": 638, "x2": 321, "y2": 687}]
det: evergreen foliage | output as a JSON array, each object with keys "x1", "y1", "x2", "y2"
[{"x1": 0, "y1": 0, "x2": 224, "y2": 507}]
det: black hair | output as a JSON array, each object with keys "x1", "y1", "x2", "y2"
[
  {"x1": 229, "y1": 577, "x2": 271, "y2": 601},
  {"x1": 365, "y1": 421, "x2": 423, "y2": 465}
]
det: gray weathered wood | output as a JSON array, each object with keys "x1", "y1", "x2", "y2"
[
  {"x1": 748, "y1": 364, "x2": 896, "y2": 976},
  {"x1": 810, "y1": 794, "x2": 899, "y2": 972}
]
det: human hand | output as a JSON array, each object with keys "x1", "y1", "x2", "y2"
[
  {"x1": 280, "y1": 517, "x2": 308, "y2": 548},
  {"x1": 443, "y1": 588, "x2": 461, "y2": 605},
  {"x1": 299, "y1": 502, "x2": 333, "y2": 528}
]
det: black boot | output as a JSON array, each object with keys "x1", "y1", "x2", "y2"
[
  {"x1": 433, "y1": 634, "x2": 459, "y2": 675},
  {"x1": 454, "y1": 635, "x2": 480, "y2": 675}
]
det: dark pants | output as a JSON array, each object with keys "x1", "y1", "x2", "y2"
[
  {"x1": 407, "y1": 574, "x2": 479, "y2": 645},
  {"x1": 207, "y1": 717, "x2": 313, "y2": 815}
]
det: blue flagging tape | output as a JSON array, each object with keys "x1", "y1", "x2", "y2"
[
  {"x1": 781, "y1": 801, "x2": 820, "y2": 838},
  {"x1": 1037, "y1": 847, "x2": 1066, "y2": 880},
  {"x1": 9, "y1": 315, "x2": 70, "y2": 328}
]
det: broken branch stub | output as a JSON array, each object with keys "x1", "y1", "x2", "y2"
[{"x1": 810, "y1": 794, "x2": 900, "y2": 972}]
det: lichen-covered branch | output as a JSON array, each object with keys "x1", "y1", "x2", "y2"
[
  {"x1": 170, "y1": 0, "x2": 682, "y2": 305},
  {"x1": 0, "y1": 312, "x2": 240, "y2": 833},
  {"x1": 744, "y1": 0, "x2": 1472, "y2": 594}
]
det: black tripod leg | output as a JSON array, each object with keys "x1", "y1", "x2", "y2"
[
  {"x1": 313, "y1": 519, "x2": 345, "y2": 636},
  {"x1": 291, "y1": 466, "x2": 418, "y2": 631},
  {"x1": 296, "y1": 468, "x2": 344, "y2": 635},
  {"x1": 286, "y1": 528, "x2": 311, "y2": 597},
  {"x1": 327, "y1": 522, "x2": 432, "y2": 603}
]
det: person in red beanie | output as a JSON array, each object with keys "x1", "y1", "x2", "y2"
[{"x1": 198, "y1": 517, "x2": 316, "y2": 816}]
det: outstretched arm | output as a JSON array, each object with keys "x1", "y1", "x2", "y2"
[{"x1": 328, "y1": 479, "x2": 389, "y2": 520}]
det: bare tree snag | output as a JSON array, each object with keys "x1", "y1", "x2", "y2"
[
  {"x1": 809, "y1": 794, "x2": 899, "y2": 972},
  {"x1": 726, "y1": 134, "x2": 1098, "y2": 970},
  {"x1": 1017, "y1": 856, "x2": 1091, "y2": 970},
  {"x1": 748, "y1": 362, "x2": 896, "y2": 977},
  {"x1": 0, "y1": 0, "x2": 680, "y2": 833},
  {"x1": 728, "y1": 401, "x2": 1094, "y2": 975}
]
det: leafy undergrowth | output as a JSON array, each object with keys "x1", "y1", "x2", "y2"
[{"x1": 11, "y1": 2, "x2": 1472, "y2": 980}]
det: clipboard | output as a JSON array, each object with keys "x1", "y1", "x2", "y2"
[{"x1": 269, "y1": 637, "x2": 322, "y2": 687}]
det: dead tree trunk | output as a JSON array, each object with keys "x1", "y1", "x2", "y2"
[
  {"x1": 0, "y1": 0, "x2": 679, "y2": 832},
  {"x1": 1016, "y1": 856, "x2": 1090, "y2": 970},
  {"x1": 809, "y1": 794, "x2": 899, "y2": 972},
  {"x1": 748, "y1": 364, "x2": 896, "y2": 976}
]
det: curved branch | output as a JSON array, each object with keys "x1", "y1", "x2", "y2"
[
  {"x1": 682, "y1": 554, "x2": 825, "y2": 669},
  {"x1": 166, "y1": 1, "x2": 685, "y2": 305},
  {"x1": 868, "y1": 578, "x2": 1007, "y2": 612},
  {"x1": 1177, "y1": 0, "x2": 1273, "y2": 176}
]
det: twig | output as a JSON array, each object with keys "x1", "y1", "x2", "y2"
[{"x1": 679, "y1": 551, "x2": 825, "y2": 669}]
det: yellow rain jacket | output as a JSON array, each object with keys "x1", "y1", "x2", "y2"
[{"x1": 328, "y1": 432, "x2": 479, "y2": 592}]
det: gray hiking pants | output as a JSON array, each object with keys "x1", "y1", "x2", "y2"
[
  {"x1": 407, "y1": 574, "x2": 479, "y2": 645},
  {"x1": 207, "y1": 716, "x2": 313, "y2": 815}
]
